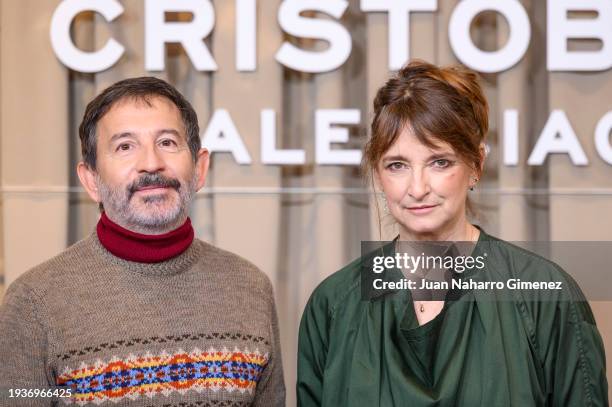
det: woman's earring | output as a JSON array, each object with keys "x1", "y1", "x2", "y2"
[
  {"x1": 470, "y1": 177, "x2": 478, "y2": 191},
  {"x1": 381, "y1": 194, "x2": 389, "y2": 214}
]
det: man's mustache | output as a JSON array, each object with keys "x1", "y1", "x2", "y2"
[{"x1": 128, "y1": 173, "x2": 181, "y2": 198}]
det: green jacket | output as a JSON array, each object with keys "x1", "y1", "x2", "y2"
[{"x1": 297, "y1": 229, "x2": 608, "y2": 406}]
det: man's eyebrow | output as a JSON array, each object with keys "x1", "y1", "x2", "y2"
[
  {"x1": 154, "y1": 128, "x2": 182, "y2": 138},
  {"x1": 110, "y1": 132, "x2": 135, "y2": 143},
  {"x1": 109, "y1": 129, "x2": 182, "y2": 143}
]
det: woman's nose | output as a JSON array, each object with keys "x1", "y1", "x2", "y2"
[{"x1": 407, "y1": 169, "x2": 430, "y2": 200}]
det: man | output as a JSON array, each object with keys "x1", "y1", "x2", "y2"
[{"x1": 0, "y1": 77, "x2": 285, "y2": 406}]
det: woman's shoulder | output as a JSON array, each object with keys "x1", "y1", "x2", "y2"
[
  {"x1": 479, "y1": 230, "x2": 579, "y2": 289},
  {"x1": 306, "y1": 255, "x2": 363, "y2": 318},
  {"x1": 305, "y1": 238, "x2": 400, "y2": 321},
  {"x1": 478, "y1": 229, "x2": 595, "y2": 322}
]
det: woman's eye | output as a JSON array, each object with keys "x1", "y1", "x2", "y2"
[
  {"x1": 432, "y1": 159, "x2": 451, "y2": 168},
  {"x1": 387, "y1": 162, "x2": 406, "y2": 171}
]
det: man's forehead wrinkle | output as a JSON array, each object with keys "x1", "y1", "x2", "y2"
[
  {"x1": 108, "y1": 128, "x2": 182, "y2": 142},
  {"x1": 99, "y1": 99, "x2": 186, "y2": 141},
  {"x1": 156, "y1": 128, "x2": 181, "y2": 137}
]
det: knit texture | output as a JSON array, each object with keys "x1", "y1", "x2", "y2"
[
  {"x1": 0, "y1": 233, "x2": 285, "y2": 406},
  {"x1": 96, "y1": 212, "x2": 195, "y2": 263}
]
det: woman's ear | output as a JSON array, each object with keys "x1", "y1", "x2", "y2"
[{"x1": 477, "y1": 143, "x2": 487, "y2": 177}]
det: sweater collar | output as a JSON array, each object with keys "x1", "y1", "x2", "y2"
[{"x1": 96, "y1": 212, "x2": 194, "y2": 263}]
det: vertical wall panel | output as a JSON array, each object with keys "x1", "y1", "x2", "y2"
[
  {"x1": 497, "y1": 1, "x2": 532, "y2": 240},
  {"x1": 0, "y1": 0, "x2": 3, "y2": 303},
  {"x1": 210, "y1": 0, "x2": 282, "y2": 279},
  {"x1": 68, "y1": 13, "x2": 97, "y2": 244},
  {"x1": 365, "y1": 12, "x2": 394, "y2": 241},
  {"x1": 1, "y1": 0, "x2": 68, "y2": 287}
]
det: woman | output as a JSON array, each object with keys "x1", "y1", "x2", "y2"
[{"x1": 297, "y1": 61, "x2": 608, "y2": 406}]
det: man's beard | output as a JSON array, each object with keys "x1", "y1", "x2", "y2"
[{"x1": 96, "y1": 171, "x2": 197, "y2": 233}]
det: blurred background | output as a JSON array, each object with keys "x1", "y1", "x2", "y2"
[{"x1": 1, "y1": 1, "x2": 611, "y2": 405}]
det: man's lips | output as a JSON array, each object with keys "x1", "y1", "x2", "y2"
[
  {"x1": 128, "y1": 173, "x2": 181, "y2": 199},
  {"x1": 135, "y1": 185, "x2": 170, "y2": 192}
]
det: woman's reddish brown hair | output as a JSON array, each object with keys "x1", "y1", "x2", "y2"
[{"x1": 363, "y1": 60, "x2": 488, "y2": 178}]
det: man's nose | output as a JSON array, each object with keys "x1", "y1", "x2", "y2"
[
  {"x1": 135, "y1": 143, "x2": 165, "y2": 173},
  {"x1": 407, "y1": 169, "x2": 430, "y2": 201}
]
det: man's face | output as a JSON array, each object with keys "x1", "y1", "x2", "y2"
[{"x1": 84, "y1": 96, "x2": 206, "y2": 234}]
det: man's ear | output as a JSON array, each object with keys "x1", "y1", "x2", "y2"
[
  {"x1": 77, "y1": 162, "x2": 101, "y2": 203},
  {"x1": 195, "y1": 148, "x2": 210, "y2": 191}
]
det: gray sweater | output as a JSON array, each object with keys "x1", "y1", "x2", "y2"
[{"x1": 0, "y1": 233, "x2": 285, "y2": 406}]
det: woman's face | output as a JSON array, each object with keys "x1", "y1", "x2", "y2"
[{"x1": 376, "y1": 126, "x2": 478, "y2": 240}]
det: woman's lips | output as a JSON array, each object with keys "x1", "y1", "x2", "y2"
[{"x1": 406, "y1": 204, "x2": 438, "y2": 215}]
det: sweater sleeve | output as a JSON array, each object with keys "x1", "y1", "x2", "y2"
[
  {"x1": 252, "y1": 280, "x2": 286, "y2": 407},
  {"x1": 297, "y1": 290, "x2": 331, "y2": 407},
  {"x1": 0, "y1": 281, "x2": 53, "y2": 406}
]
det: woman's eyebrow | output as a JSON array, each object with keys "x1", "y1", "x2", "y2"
[
  {"x1": 381, "y1": 152, "x2": 456, "y2": 162},
  {"x1": 381, "y1": 155, "x2": 407, "y2": 162},
  {"x1": 427, "y1": 152, "x2": 455, "y2": 160}
]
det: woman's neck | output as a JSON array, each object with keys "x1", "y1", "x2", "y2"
[{"x1": 399, "y1": 218, "x2": 479, "y2": 242}]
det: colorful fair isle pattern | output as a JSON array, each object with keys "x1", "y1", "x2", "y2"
[{"x1": 56, "y1": 347, "x2": 268, "y2": 405}]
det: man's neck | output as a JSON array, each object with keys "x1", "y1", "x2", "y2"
[
  {"x1": 103, "y1": 210, "x2": 188, "y2": 235},
  {"x1": 96, "y1": 212, "x2": 195, "y2": 263}
]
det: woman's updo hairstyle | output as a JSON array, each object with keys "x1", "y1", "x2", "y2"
[{"x1": 363, "y1": 60, "x2": 488, "y2": 178}]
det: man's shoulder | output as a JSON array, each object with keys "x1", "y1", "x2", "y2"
[
  {"x1": 195, "y1": 239, "x2": 273, "y2": 292},
  {"x1": 10, "y1": 235, "x2": 95, "y2": 286},
  {"x1": 4, "y1": 235, "x2": 97, "y2": 302}
]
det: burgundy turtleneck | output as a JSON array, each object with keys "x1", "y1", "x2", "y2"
[{"x1": 96, "y1": 212, "x2": 194, "y2": 263}]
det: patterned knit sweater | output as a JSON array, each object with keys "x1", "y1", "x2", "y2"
[{"x1": 0, "y1": 233, "x2": 285, "y2": 406}]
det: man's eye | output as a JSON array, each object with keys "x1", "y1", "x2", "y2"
[
  {"x1": 159, "y1": 139, "x2": 177, "y2": 147},
  {"x1": 117, "y1": 143, "x2": 132, "y2": 151}
]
